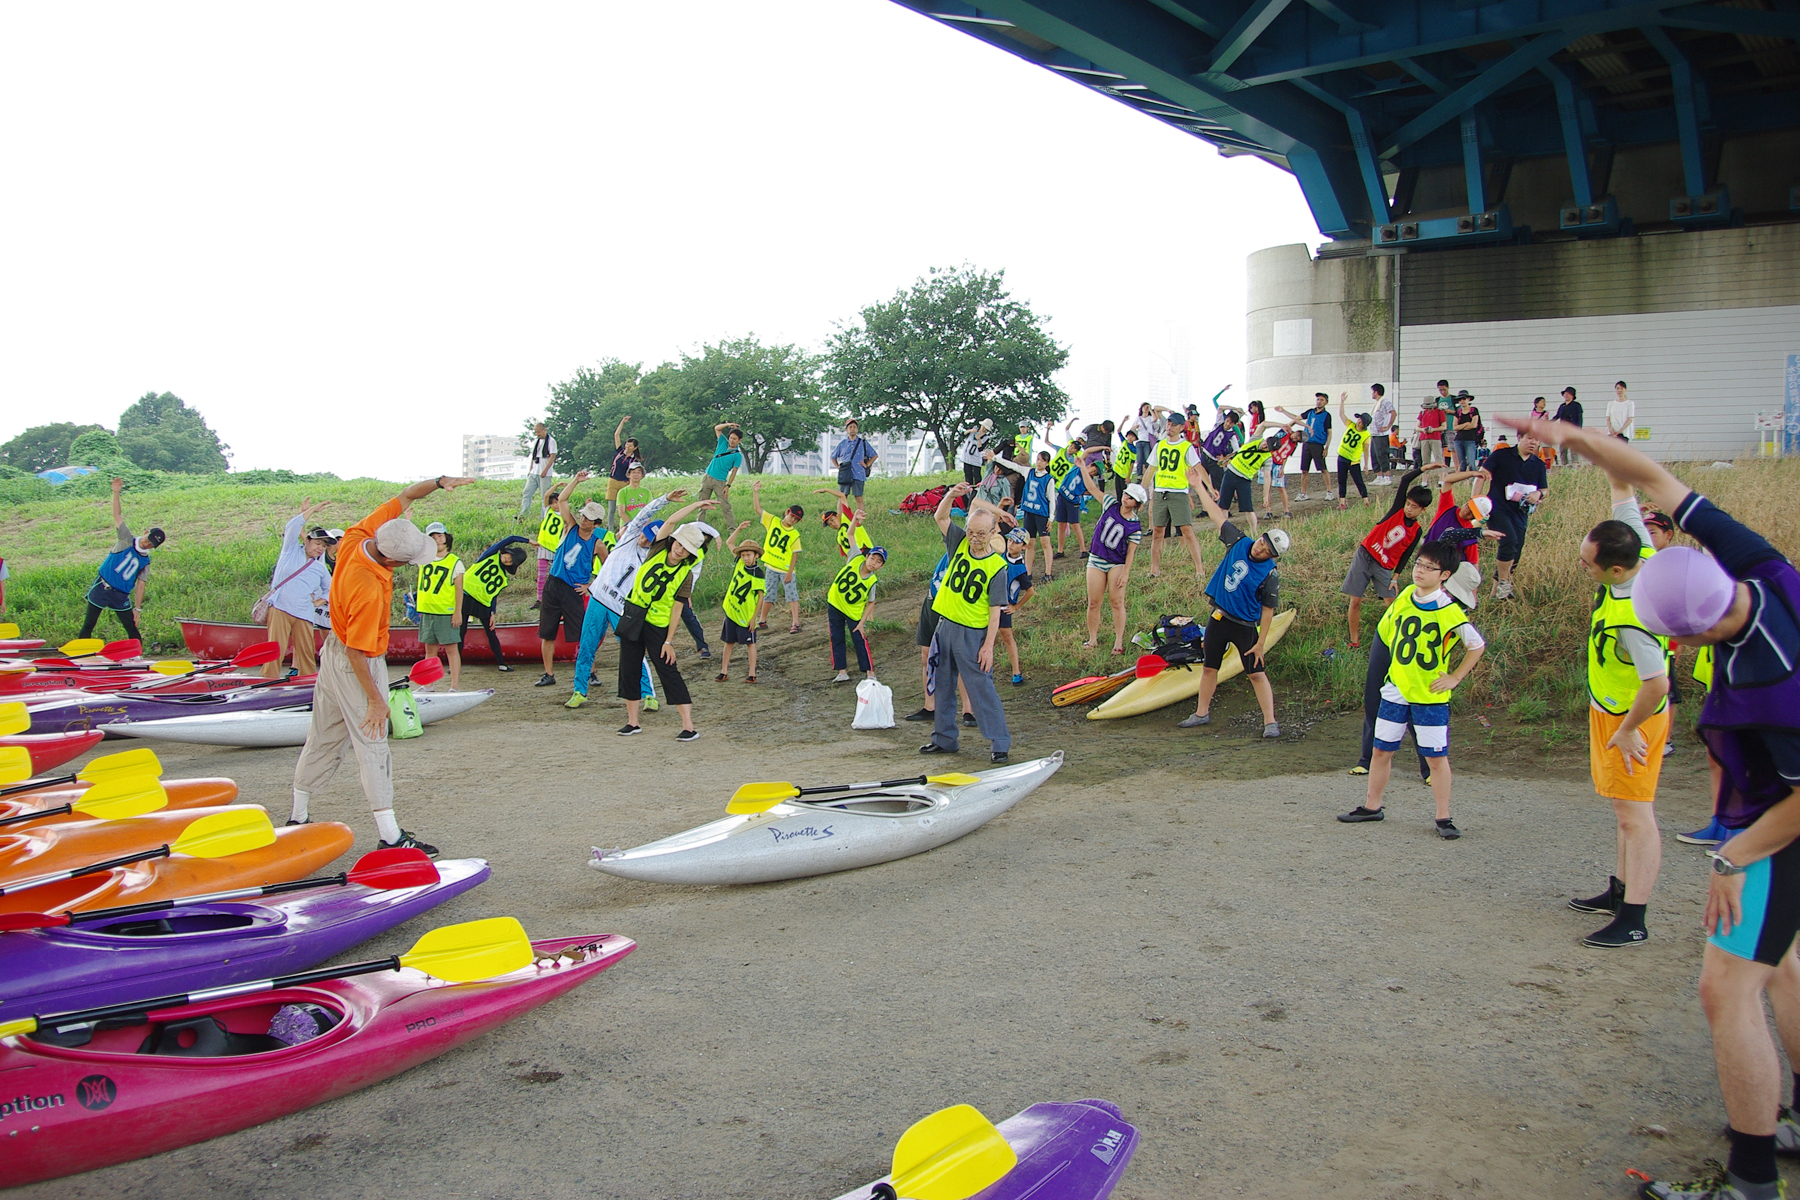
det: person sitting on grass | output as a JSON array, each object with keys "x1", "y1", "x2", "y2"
[
  {"x1": 1078, "y1": 457, "x2": 1145, "y2": 656},
  {"x1": 827, "y1": 545, "x2": 887, "y2": 683},
  {"x1": 1341, "y1": 464, "x2": 1439, "y2": 649},
  {"x1": 1338, "y1": 539, "x2": 1487, "y2": 839},
  {"x1": 751, "y1": 481, "x2": 803, "y2": 634},
  {"x1": 716, "y1": 524, "x2": 766, "y2": 685},
  {"x1": 998, "y1": 529, "x2": 1035, "y2": 686},
  {"x1": 1179, "y1": 481, "x2": 1287, "y2": 737},
  {"x1": 415, "y1": 523, "x2": 464, "y2": 691}
]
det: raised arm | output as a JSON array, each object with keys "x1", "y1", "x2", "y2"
[
  {"x1": 1507, "y1": 416, "x2": 1683, "y2": 509},
  {"x1": 726, "y1": 520, "x2": 754, "y2": 554},
  {"x1": 714, "y1": 422, "x2": 738, "y2": 436},
  {"x1": 1192, "y1": 470, "x2": 1228, "y2": 527},
  {"x1": 1078, "y1": 457, "x2": 1107, "y2": 504},
  {"x1": 397, "y1": 474, "x2": 477, "y2": 515},
  {"x1": 615, "y1": 414, "x2": 630, "y2": 448},
  {"x1": 751, "y1": 479, "x2": 766, "y2": 522},
  {"x1": 110, "y1": 477, "x2": 124, "y2": 528},
  {"x1": 551, "y1": 469, "x2": 590, "y2": 525},
  {"x1": 936, "y1": 482, "x2": 971, "y2": 534},
  {"x1": 1337, "y1": 391, "x2": 1349, "y2": 426}
]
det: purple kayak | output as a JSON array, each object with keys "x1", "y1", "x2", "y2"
[
  {"x1": 23, "y1": 684, "x2": 315, "y2": 735},
  {"x1": 833, "y1": 1100, "x2": 1138, "y2": 1200},
  {"x1": 0, "y1": 857, "x2": 489, "y2": 1019}
]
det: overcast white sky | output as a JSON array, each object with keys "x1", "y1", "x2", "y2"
[{"x1": 0, "y1": 1, "x2": 1319, "y2": 481}]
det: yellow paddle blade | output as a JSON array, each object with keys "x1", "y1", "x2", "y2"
[
  {"x1": 927, "y1": 773, "x2": 982, "y2": 786},
  {"x1": 0, "y1": 746, "x2": 33, "y2": 786},
  {"x1": 149, "y1": 660, "x2": 195, "y2": 676},
  {"x1": 0, "y1": 623, "x2": 19, "y2": 639},
  {"x1": 0, "y1": 702, "x2": 27, "y2": 738},
  {"x1": 57, "y1": 639, "x2": 105, "y2": 657},
  {"x1": 889, "y1": 1105, "x2": 1017, "y2": 1200},
  {"x1": 170, "y1": 809, "x2": 276, "y2": 858},
  {"x1": 0, "y1": 1015, "x2": 36, "y2": 1039},
  {"x1": 727, "y1": 781, "x2": 801, "y2": 813},
  {"x1": 71, "y1": 775, "x2": 168, "y2": 821},
  {"x1": 77, "y1": 747, "x2": 164, "y2": 782},
  {"x1": 398, "y1": 916, "x2": 534, "y2": 983}
]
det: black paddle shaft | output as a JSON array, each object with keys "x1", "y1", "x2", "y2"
[
  {"x1": 33, "y1": 955, "x2": 404, "y2": 1034},
  {"x1": 795, "y1": 775, "x2": 928, "y2": 798},
  {"x1": 0, "y1": 845, "x2": 172, "y2": 897},
  {"x1": 63, "y1": 871, "x2": 353, "y2": 925},
  {"x1": 0, "y1": 774, "x2": 76, "y2": 798},
  {"x1": 0, "y1": 802, "x2": 73, "y2": 827}
]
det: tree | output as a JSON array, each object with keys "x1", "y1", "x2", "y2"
[
  {"x1": 538, "y1": 358, "x2": 686, "y2": 475},
  {"x1": 825, "y1": 266, "x2": 1070, "y2": 471},
  {"x1": 658, "y1": 337, "x2": 838, "y2": 475},
  {"x1": 115, "y1": 392, "x2": 230, "y2": 473},
  {"x1": 0, "y1": 422, "x2": 106, "y2": 473},
  {"x1": 70, "y1": 429, "x2": 127, "y2": 466}
]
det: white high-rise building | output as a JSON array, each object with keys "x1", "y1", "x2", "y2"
[{"x1": 462, "y1": 433, "x2": 528, "y2": 482}]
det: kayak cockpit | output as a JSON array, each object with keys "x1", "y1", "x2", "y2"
[
  {"x1": 28, "y1": 990, "x2": 353, "y2": 1058},
  {"x1": 84, "y1": 911, "x2": 261, "y2": 937},
  {"x1": 801, "y1": 791, "x2": 941, "y2": 818}
]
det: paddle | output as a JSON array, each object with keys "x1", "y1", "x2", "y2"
[
  {"x1": 0, "y1": 847, "x2": 439, "y2": 931},
  {"x1": 0, "y1": 624, "x2": 20, "y2": 640},
  {"x1": 97, "y1": 639, "x2": 142, "y2": 662},
  {"x1": 408, "y1": 657, "x2": 447, "y2": 688},
  {"x1": 1134, "y1": 653, "x2": 1169, "y2": 679},
  {"x1": 0, "y1": 701, "x2": 29, "y2": 737},
  {"x1": 0, "y1": 916, "x2": 534, "y2": 1040},
  {"x1": 116, "y1": 642, "x2": 282, "y2": 692},
  {"x1": 56, "y1": 639, "x2": 105, "y2": 658},
  {"x1": 870, "y1": 1104, "x2": 1018, "y2": 1200},
  {"x1": 0, "y1": 774, "x2": 168, "y2": 828},
  {"x1": 727, "y1": 772, "x2": 983, "y2": 815},
  {"x1": 0, "y1": 746, "x2": 34, "y2": 786},
  {"x1": 0, "y1": 747, "x2": 164, "y2": 796},
  {"x1": 0, "y1": 809, "x2": 277, "y2": 898},
  {"x1": 1051, "y1": 666, "x2": 1136, "y2": 708}
]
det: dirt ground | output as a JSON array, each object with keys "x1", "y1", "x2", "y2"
[{"x1": 14, "y1": 610, "x2": 1763, "y2": 1200}]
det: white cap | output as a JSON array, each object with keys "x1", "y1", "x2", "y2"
[
  {"x1": 374, "y1": 518, "x2": 436, "y2": 566},
  {"x1": 1445, "y1": 562, "x2": 1481, "y2": 609},
  {"x1": 979, "y1": 418, "x2": 994, "y2": 431},
  {"x1": 672, "y1": 523, "x2": 707, "y2": 555},
  {"x1": 579, "y1": 500, "x2": 606, "y2": 522},
  {"x1": 423, "y1": 521, "x2": 447, "y2": 536},
  {"x1": 1124, "y1": 483, "x2": 1148, "y2": 504},
  {"x1": 1261, "y1": 528, "x2": 1291, "y2": 557},
  {"x1": 325, "y1": 529, "x2": 345, "y2": 540}
]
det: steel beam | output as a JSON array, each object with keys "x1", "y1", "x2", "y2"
[
  {"x1": 1291, "y1": 77, "x2": 1391, "y2": 221},
  {"x1": 1302, "y1": 0, "x2": 1378, "y2": 36},
  {"x1": 1540, "y1": 61, "x2": 1596, "y2": 206},
  {"x1": 1641, "y1": 25, "x2": 1707, "y2": 195},
  {"x1": 1210, "y1": 0, "x2": 1298, "y2": 72},
  {"x1": 1461, "y1": 110, "x2": 1485, "y2": 212},
  {"x1": 1379, "y1": 32, "x2": 1571, "y2": 159},
  {"x1": 1656, "y1": 5, "x2": 1800, "y2": 40}
]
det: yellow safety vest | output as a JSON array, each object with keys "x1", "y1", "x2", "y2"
[
  {"x1": 536, "y1": 506, "x2": 567, "y2": 553},
  {"x1": 1013, "y1": 434, "x2": 1034, "y2": 462},
  {"x1": 626, "y1": 547, "x2": 700, "y2": 629},
  {"x1": 1047, "y1": 448, "x2": 1074, "y2": 487},
  {"x1": 462, "y1": 552, "x2": 511, "y2": 607},
  {"x1": 415, "y1": 554, "x2": 461, "y2": 615},
  {"x1": 836, "y1": 519, "x2": 873, "y2": 559},
  {"x1": 1228, "y1": 443, "x2": 1273, "y2": 479},
  {"x1": 1694, "y1": 644, "x2": 1715, "y2": 690},
  {"x1": 931, "y1": 538, "x2": 1007, "y2": 629},
  {"x1": 828, "y1": 555, "x2": 880, "y2": 621},
  {"x1": 1113, "y1": 440, "x2": 1137, "y2": 480},
  {"x1": 1151, "y1": 438, "x2": 1190, "y2": 490},
  {"x1": 1589, "y1": 550, "x2": 1669, "y2": 715},
  {"x1": 722, "y1": 558, "x2": 766, "y2": 627},
  {"x1": 1378, "y1": 585, "x2": 1472, "y2": 704},
  {"x1": 1338, "y1": 426, "x2": 1369, "y2": 462},
  {"x1": 760, "y1": 512, "x2": 800, "y2": 572}
]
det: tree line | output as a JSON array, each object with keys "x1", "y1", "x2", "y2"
[
  {"x1": 1, "y1": 392, "x2": 230, "y2": 477},
  {"x1": 537, "y1": 266, "x2": 1071, "y2": 477}
]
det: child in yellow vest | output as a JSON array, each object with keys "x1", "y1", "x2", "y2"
[
  {"x1": 827, "y1": 546, "x2": 888, "y2": 682},
  {"x1": 717, "y1": 525, "x2": 767, "y2": 684},
  {"x1": 751, "y1": 480, "x2": 803, "y2": 633},
  {"x1": 416, "y1": 523, "x2": 464, "y2": 689}
]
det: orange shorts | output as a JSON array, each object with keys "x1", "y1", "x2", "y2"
[{"x1": 1589, "y1": 706, "x2": 1669, "y2": 802}]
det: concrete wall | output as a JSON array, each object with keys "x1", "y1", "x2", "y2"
[{"x1": 1246, "y1": 244, "x2": 1395, "y2": 428}]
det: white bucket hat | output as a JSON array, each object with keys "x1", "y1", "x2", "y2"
[
  {"x1": 373, "y1": 518, "x2": 436, "y2": 566},
  {"x1": 672, "y1": 523, "x2": 707, "y2": 555}
]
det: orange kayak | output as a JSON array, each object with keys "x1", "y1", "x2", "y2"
[
  {"x1": 0, "y1": 777, "x2": 239, "y2": 826},
  {"x1": 0, "y1": 821, "x2": 355, "y2": 915},
  {"x1": 0, "y1": 805, "x2": 277, "y2": 885}
]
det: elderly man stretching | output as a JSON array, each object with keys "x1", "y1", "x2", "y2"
[
  {"x1": 921, "y1": 482, "x2": 1012, "y2": 763},
  {"x1": 290, "y1": 474, "x2": 474, "y2": 855},
  {"x1": 261, "y1": 498, "x2": 335, "y2": 678}
]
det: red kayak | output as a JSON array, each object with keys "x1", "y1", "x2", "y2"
[
  {"x1": 180, "y1": 617, "x2": 577, "y2": 664},
  {"x1": 0, "y1": 638, "x2": 47, "y2": 652},
  {"x1": 0, "y1": 731, "x2": 105, "y2": 774},
  {"x1": 0, "y1": 933, "x2": 634, "y2": 1187}
]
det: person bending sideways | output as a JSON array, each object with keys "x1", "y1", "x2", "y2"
[
  {"x1": 1338, "y1": 540, "x2": 1486, "y2": 839},
  {"x1": 1180, "y1": 483, "x2": 1287, "y2": 738},
  {"x1": 291, "y1": 474, "x2": 475, "y2": 856},
  {"x1": 1341, "y1": 465, "x2": 1437, "y2": 649},
  {"x1": 79, "y1": 477, "x2": 164, "y2": 641},
  {"x1": 1515, "y1": 415, "x2": 1800, "y2": 1200},
  {"x1": 535, "y1": 471, "x2": 606, "y2": 689},
  {"x1": 919, "y1": 483, "x2": 1011, "y2": 763}
]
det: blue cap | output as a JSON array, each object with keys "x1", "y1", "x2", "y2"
[
  {"x1": 866, "y1": 545, "x2": 888, "y2": 561},
  {"x1": 642, "y1": 520, "x2": 664, "y2": 541}
]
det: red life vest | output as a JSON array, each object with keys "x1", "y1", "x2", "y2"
[{"x1": 1360, "y1": 509, "x2": 1420, "y2": 570}]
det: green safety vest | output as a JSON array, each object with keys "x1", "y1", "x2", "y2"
[
  {"x1": 1151, "y1": 439, "x2": 1190, "y2": 490},
  {"x1": 463, "y1": 552, "x2": 511, "y2": 607},
  {"x1": 415, "y1": 554, "x2": 461, "y2": 615},
  {"x1": 1378, "y1": 586, "x2": 1471, "y2": 704},
  {"x1": 828, "y1": 555, "x2": 880, "y2": 621},
  {"x1": 627, "y1": 547, "x2": 700, "y2": 629},
  {"x1": 931, "y1": 539, "x2": 1006, "y2": 629},
  {"x1": 1588, "y1": 549, "x2": 1669, "y2": 715},
  {"x1": 722, "y1": 558, "x2": 766, "y2": 627},
  {"x1": 1338, "y1": 426, "x2": 1369, "y2": 462}
]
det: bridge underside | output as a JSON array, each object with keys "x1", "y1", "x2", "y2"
[{"x1": 893, "y1": 1, "x2": 1800, "y2": 243}]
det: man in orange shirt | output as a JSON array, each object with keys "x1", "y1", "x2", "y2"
[{"x1": 290, "y1": 474, "x2": 474, "y2": 854}]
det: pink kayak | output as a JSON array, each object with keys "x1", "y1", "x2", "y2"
[{"x1": 0, "y1": 933, "x2": 635, "y2": 1187}]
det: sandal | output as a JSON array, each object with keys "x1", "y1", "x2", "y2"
[
  {"x1": 1112, "y1": 646, "x2": 1126, "y2": 655},
  {"x1": 715, "y1": 673, "x2": 728, "y2": 682},
  {"x1": 790, "y1": 624, "x2": 802, "y2": 634},
  {"x1": 746, "y1": 674, "x2": 758, "y2": 683}
]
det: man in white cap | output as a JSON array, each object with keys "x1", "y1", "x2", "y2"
[
  {"x1": 536, "y1": 470, "x2": 605, "y2": 688},
  {"x1": 290, "y1": 473, "x2": 474, "y2": 855}
]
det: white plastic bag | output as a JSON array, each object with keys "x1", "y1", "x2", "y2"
[{"x1": 852, "y1": 678, "x2": 894, "y2": 729}]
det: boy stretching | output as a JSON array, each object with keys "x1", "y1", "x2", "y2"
[
  {"x1": 1339, "y1": 540, "x2": 1486, "y2": 839},
  {"x1": 716, "y1": 524, "x2": 766, "y2": 684}
]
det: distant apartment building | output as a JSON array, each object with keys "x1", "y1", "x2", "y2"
[
  {"x1": 755, "y1": 429, "x2": 945, "y2": 477},
  {"x1": 462, "y1": 433, "x2": 528, "y2": 482}
]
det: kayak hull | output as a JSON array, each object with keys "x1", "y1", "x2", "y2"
[
  {"x1": 832, "y1": 1099, "x2": 1139, "y2": 1200},
  {"x1": 23, "y1": 686, "x2": 317, "y2": 734},
  {"x1": 0, "y1": 805, "x2": 271, "y2": 886},
  {"x1": 0, "y1": 638, "x2": 47, "y2": 652},
  {"x1": 1088, "y1": 609, "x2": 1297, "y2": 720},
  {"x1": 0, "y1": 858, "x2": 491, "y2": 1020},
  {"x1": 179, "y1": 617, "x2": 577, "y2": 664},
  {"x1": 0, "y1": 932, "x2": 633, "y2": 1188},
  {"x1": 105, "y1": 689, "x2": 495, "y2": 748},
  {"x1": 0, "y1": 778, "x2": 239, "y2": 826},
  {"x1": 0, "y1": 821, "x2": 356, "y2": 916},
  {"x1": 593, "y1": 752, "x2": 1062, "y2": 885},
  {"x1": 0, "y1": 731, "x2": 105, "y2": 773}
]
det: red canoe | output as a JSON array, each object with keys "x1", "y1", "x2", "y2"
[
  {"x1": 179, "y1": 618, "x2": 577, "y2": 664},
  {"x1": 0, "y1": 638, "x2": 47, "y2": 652},
  {"x1": 0, "y1": 933, "x2": 634, "y2": 1187},
  {"x1": 0, "y1": 731, "x2": 105, "y2": 774}
]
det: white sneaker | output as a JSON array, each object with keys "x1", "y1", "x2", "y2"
[
  {"x1": 833, "y1": 670, "x2": 850, "y2": 682},
  {"x1": 1494, "y1": 580, "x2": 1515, "y2": 600}
]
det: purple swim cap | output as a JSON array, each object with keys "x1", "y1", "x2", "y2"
[{"x1": 1632, "y1": 546, "x2": 1736, "y2": 637}]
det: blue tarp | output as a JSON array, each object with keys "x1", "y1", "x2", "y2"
[{"x1": 36, "y1": 464, "x2": 97, "y2": 484}]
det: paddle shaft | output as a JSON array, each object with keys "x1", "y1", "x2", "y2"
[
  {"x1": 794, "y1": 774, "x2": 935, "y2": 798},
  {"x1": 0, "y1": 803, "x2": 74, "y2": 828},
  {"x1": 59, "y1": 871, "x2": 355, "y2": 925},
  {"x1": 0, "y1": 773, "x2": 75, "y2": 798},
  {"x1": 0, "y1": 844, "x2": 172, "y2": 896}
]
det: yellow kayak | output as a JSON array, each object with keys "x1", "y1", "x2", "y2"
[{"x1": 1088, "y1": 609, "x2": 1297, "y2": 720}]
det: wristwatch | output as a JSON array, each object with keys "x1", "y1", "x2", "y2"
[{"x1": 1710, "y1": 851, "x2": 1748, "y2": 876}]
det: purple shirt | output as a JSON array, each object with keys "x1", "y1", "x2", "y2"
[{"x1": 1088, "y1": 496, "x2": 1142, "y2": 565}]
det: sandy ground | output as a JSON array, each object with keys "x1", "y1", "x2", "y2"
[{"x1": 13, "y1": 613, "x2": 1765, "y2": 1200}]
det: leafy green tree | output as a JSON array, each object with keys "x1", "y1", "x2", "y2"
[
  {"x1": 825, "y1": 266, "x2": 1070, "y2": 469},
  {"x1": 70, "y1": 429, "x2": 127, "y2": 466},
  {"x1": 115, "y1": 392, "x2": 230, "y2": 473},
  {"x1": 658, "y1": 337, "x2": 837, "y2": 476},
  {"x1": 0, "y1": 422, "x2": 107, "y2": 473},
  {"x1": 537, "y1": 359, "x2": 684, "y2": 475}
]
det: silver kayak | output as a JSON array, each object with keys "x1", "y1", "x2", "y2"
[
  {"x1": 103, "y1": 689, "x2": 496, "y2": 748},
  {"x1": 589, "y1": 751, "x2": 1063, "y2": 885}
]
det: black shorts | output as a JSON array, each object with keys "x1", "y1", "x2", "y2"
[
  {"x1": 916, "y1": 597, "x2": 942, "y2": 648},
  {"x1": 1217, "y1": 470, "x2": 1256, "y2": 515},
  {"x1": 538, "y1": 576, "x2": 586, "y2": 642},
  {"x1": 1489, "y1": 508, "x2": 1528, "y2": 563},
  {"x1": 1203, "y1": 614, "x2": 1266, "y2": 674},
  {"x1": 1299, "y1": 443, "x2": 1328, "y2": 472},
  {"x1": 1021, "y1": 510, "x2": 1050, "y2": 538},
  {"x1": 721, "y1": 617, "x2": 757, "y2": 645}
]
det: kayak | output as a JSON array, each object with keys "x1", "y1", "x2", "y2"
[
  {"x1": 592, "y1": 752, "x2": 1063, "y2": 886},
  {"x1": 1088, "y1": 609, "x2": 1297, "y2": 720},
  {"x1": 0, "y1": 821, "x2": 356, "y2": 916},
  {"x1": 0, "y1": 931, "x2": 633, "y2": 1188},
  {"x1": 0, "y1": 806, "x2": 271, "y2": 886},
  {"x1": 0, "y1": 637, "x2": 47, "y2": 652},
  {"x1": 1, "y1": 672, "x2": 293, "y2": 696},
  {"x1": 108, "y1": 689, "x2": 496, "y2": 748},
  {"x1": 0, "y1": 778, "x2": 239, "y2": 826},
  {"x1": 832, "y1": 1099, "x2": 1138, "y2": 1200},
  {"x1": 0, "y1": 731, "x2": 105, "y2": 773},
  {"x1": 0, "y1": 857, "x2": 491, "y2": 1021},
  {"x1": 181, "y1": 617, "x2": 576, "y2": 664},
  {"x1": 23, "y1": 686, "x2": 317, "y2": 734}
]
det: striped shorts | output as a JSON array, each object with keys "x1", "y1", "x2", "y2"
[{"x1": 1373, "y1": 682, "x2": 1450, "y2": 757}]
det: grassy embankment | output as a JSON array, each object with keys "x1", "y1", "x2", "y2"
[{"x1": 5, "y1": 459, "x2": 1798, "y2": 726}]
